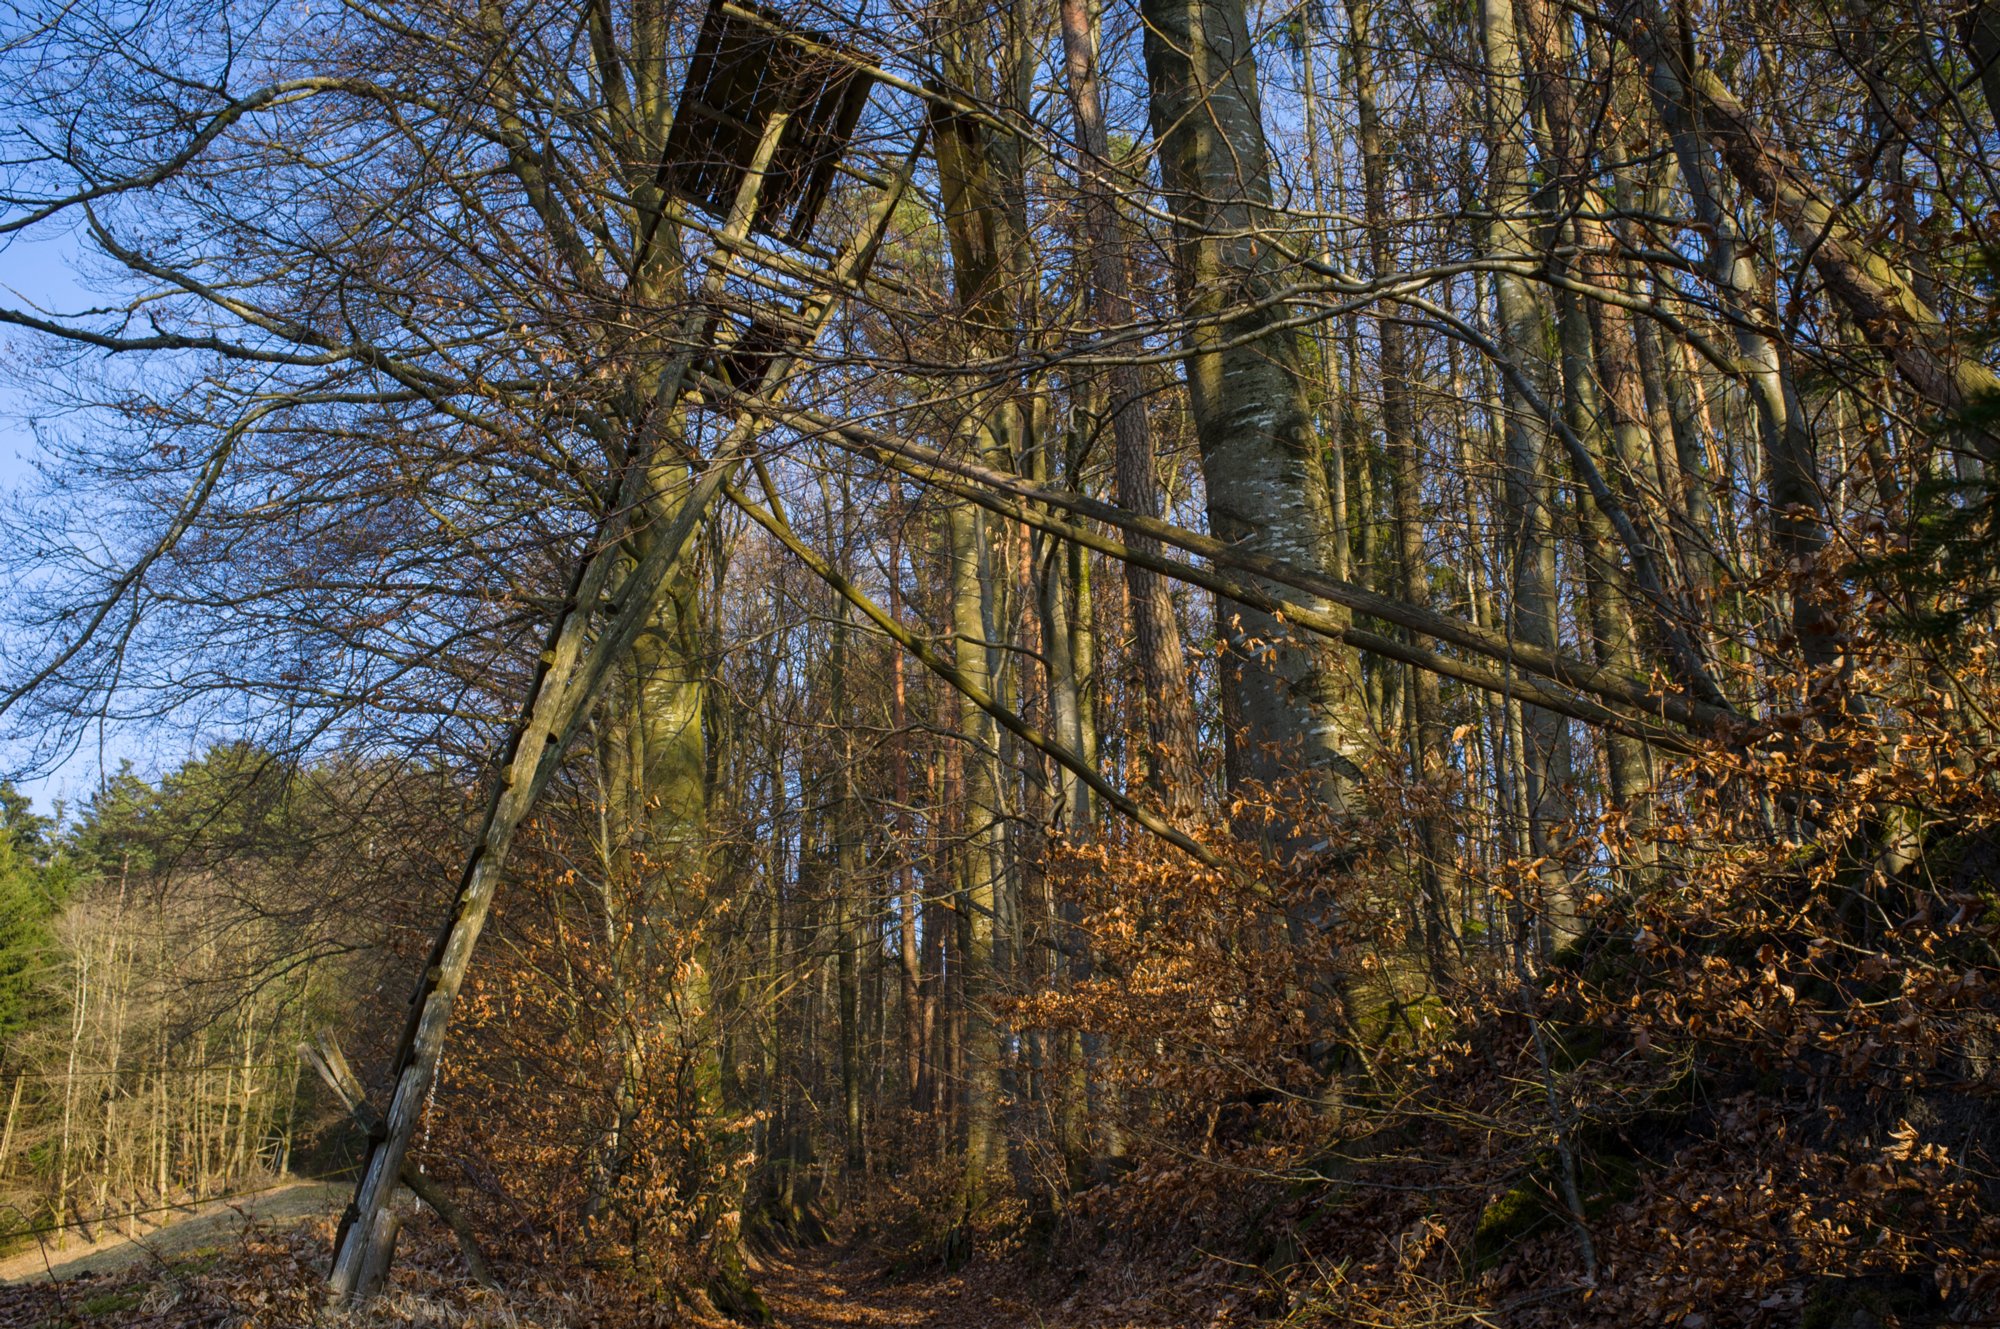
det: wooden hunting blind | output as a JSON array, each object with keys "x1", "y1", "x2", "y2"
[{"x1": 661, "y1": 0, "x2": 876, "y2": 246}]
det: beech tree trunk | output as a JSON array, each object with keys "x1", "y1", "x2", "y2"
[
  {"x1": 1057, "y1": 0, "x2": 1199, "y2": 804},
  {"x1": 1349, "y1": 0, "x2": 1458, "y2": 985},
  {"x1": 1479, "y1": 0, "x2": 1575, "y2": 945},
  {"x1": 930, "y1": 0, "x2": 1027, "y2": 1236},
  {"x1": 1139, "y1": 0, "x2": 1373, "y2": 818}
]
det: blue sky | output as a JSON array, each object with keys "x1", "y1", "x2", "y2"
[{"x1": 0, "y1": 227, "x2": 145, "y2": 817}]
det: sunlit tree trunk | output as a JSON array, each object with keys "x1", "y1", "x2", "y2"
[
  {"x1": 1553, "y1": 274, "x2": 1658, "y2": 871},
  {"x1": 829, "y1": 586, "x2": 865, "y2": 1174},
  {"x1": 930, "y1": 0, "x2": 1029, "y2": 1234},
  {"x1": 1141, "y1": 0, "x2": 1373, "y2": 1077},
  {"x1": 1479, "y1": 0, "x2": 1574, "y2": 946},
  {"x1": 887, "y1": 508, "x2": 926, "y2": 1105},
  {"x1": 1640, "y1": 19, "x2": 1832, "y2": 671},
  {"x1": 1034, "y1": 423, "x2": 1091, "y2": 832},
  {"x1": 56, "y1": 930, "x2": 87, "y2": 1244}
]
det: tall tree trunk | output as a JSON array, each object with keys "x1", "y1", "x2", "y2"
[
  {"x1": 56, "y1": 937, "x2": 87, "y2": 1245},
  {"x1": 1139, "y1": 0, "x2": 1373, "y2": 819},
  {"x1": 1619, "y1": 4, "x2": 2000, "y2": 462},
  {"x1": 1035, "y1": 420, "x2": 1092, "y2": 832},
  {"x1": 1553, "y1": 275, "x2": 1658, "y2": 876},
  {"x1": 1519, "y1": 0, "x2": 1666, "y2": 871},
  {"x1": 887, "y1": 506, "x2": 926, "y2": 1105},
  {"x1": 1140, "y1": 0, "x2": 1371, "y2": 1075},
  {"x1": 1056, "y1": 0, "x2": 1199, "y2": 803},
  {"x1": 1348, "y1": 0, "x2": 1457, "y2": 984},
  {"x1": 1509, "y1": 0, "x2": 1726, "y2": 717},
  {"x1": 830, "y1": 599, "x2": 865, "y2": 1174},
  {"x1": 1640, "y1": 19, "x2": 1833, "y2": 671},
  {"x1": 1479, "y1": 0, "x2": 1574, "y2": 941},
  {"x1": 947, "y1": 491, "x2": 1007, "y2": 1234},
  {"x1": 930, "y1": 0, "x2": 1028, "y2": 1236}
]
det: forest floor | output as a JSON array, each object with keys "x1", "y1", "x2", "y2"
[
  {"x1": 758, "y1": 1246, "x2": 1035, "y2": 1329},
  {"x1": 0, "y1": 1195, "x2": 1229, "y2": 1328},
  {"x1": 753, "y1": 1237, "x2": 1237, "y2": 1329}
]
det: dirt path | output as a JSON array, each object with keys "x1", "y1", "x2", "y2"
[
  {"x1": 756, "y1": 1238, "x2": 1239, "y2": 1329},
  {"x1": 756, "y1": 1245, "x2": 1042, "y2": 1329},
  {"x1": 0, "y1": 1180, "x2": 346, "y2": 1286}
]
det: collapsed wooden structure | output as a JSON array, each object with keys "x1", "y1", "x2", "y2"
[
  {"x1": 661, "y1": 0, "x2": 876, "y2": 244},
  {"x1": 326, "y1": 1, "x2": 919, "y2": 1300}
]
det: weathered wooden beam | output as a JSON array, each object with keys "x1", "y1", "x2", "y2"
[
  {"x1": 325, "y1": 109, "x2": 798, "y2": 1306},
  {"x1": 300, "y1": 1034, "x2": 499, "y2": 1290},
  {"x1": 325, "y1": 118, "x2": 922, "y2": 1307}
]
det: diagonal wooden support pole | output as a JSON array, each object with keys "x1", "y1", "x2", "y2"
[
  {"x1": 325, "y1": 113, "x2": 919, "y2": 1305},
  {"x1": 326, "y1": 109, "x2": 790, "y2": 1305},
  {"x1": 301, "y1": 1032, "x2": 499, "y2": 1289}
]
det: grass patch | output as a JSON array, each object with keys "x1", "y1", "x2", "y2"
[{"x1": 77, "y1": 1290, "x2": 141, "y2": 1315}]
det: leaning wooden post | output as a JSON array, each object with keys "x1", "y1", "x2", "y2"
[
  {"x1": 325, "y1": 111, "x2": 793, "y2": 1305},
  {"x1": 325, "y1": 61, "x2": 918, "y2": 1294},
  {"x1": 303, "y1": 1032, "x2": 500, "y2": 1289}
]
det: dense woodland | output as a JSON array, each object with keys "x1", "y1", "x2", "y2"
[{"x1": 0, "y1": 0, "x2": 1998, "y2": 1321}]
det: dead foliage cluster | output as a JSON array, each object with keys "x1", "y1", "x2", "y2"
[{"x1": 988, "y1": 654, "x2": 2000, "y2": 1326}]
